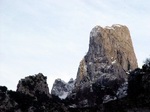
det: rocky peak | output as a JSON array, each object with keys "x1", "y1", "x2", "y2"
[
  {"x1": 17, "y1": 73, "x2": 50, "y2": 97},
  {"x1": 89, "y1": 24, "x2": 137, "y2": 71},
  {"x1": 51, "y1": 78, "x2": 75, "y2": 99},
  {"x1": 76, "y1": 24, "x2": 138, "y2": 86}
]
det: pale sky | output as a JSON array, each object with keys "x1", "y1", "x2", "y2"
[{"x1": 0, "y1": 0, "x2": 150, "y2": 91}]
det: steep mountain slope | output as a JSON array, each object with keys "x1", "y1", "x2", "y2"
[
  {"x1": 64, "y1": 24, "x2": 138, "y2": 108},
  {"x1": 76, "y1": 24, "x2": 137, "y2": 86},
  {"x1": 0, "y1": 24, "x2": 149, "y2": 112}
]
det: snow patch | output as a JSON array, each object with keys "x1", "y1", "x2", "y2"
[
  {"x1": 107, "y1": 65, "x2": 111, "y2": 69},
  {"x1": 102, "y1": 81, "x2": 128, "y2": 103},
  {"x1": 113, "y1": 24, "x2": 122, "y2": 27},
  {"x1": 59, "y1": 92, "x2": 69, "y2": 99},
  {"x1": 51, "y1": 78, "x2": 75, "y2": 100},
  {"x1": 90, "y1": 82, "x2": 93, "y2": 92},
  {"x1": 89, "y1": 62, "x2": 93, "y2": 65},
  {"x1": 116, "y1": 81, "x2": 128, "y2": 98},
  {"x1": 69, "y1": 104, "x2": 77, "y2": 108},
  {"x1": 84, "y1": 65, "x2": 87, "y2": 71},
  {"x1": 112, "y1": 60, "x2": 116, "y2": 64},
  {"x1": 103, "y1": 95, "x2": 117, "y2": 103},
  {"x1": 104, "y1": 26, "x2": 114, "y2": 30}
]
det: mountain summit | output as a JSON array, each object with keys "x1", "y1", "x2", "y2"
[
  {"x1": 51, "y1": 24, "x2": 138, "y2": 108},
  {"x1": 76, "y1": 24, "x2": 137, "y2": 86},
  {"x1": 1, "y1": 24, "x2": 149, "y2": 112}
]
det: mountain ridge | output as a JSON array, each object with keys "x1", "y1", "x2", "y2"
[{"x1": 0, "y1": 24, "x2": 149, "y2": 112}]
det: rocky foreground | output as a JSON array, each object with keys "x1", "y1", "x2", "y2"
[{"x1": 0, "y1": 24, "x2": 150, "y2": 112}]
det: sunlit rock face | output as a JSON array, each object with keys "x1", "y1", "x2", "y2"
[
  {"x1": 76, "y1": 24, "x2": 138, "y2": 86},
  {"x1": 1, "y1": 24, "x2": 150, "y2": 111},
  {"x1": 66, "y1": 25, "x2": 138, "y2": 108}
]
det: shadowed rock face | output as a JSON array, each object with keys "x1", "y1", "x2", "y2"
[
  {"x1": 17, "y1": 73, "x2": 50, "y2": 97},
  {"x1": 51, "y1": 78, "x2": 75, "y2": 99},
  {"x1": 0, "y1": 74, "x2": 68, "y2": 112},
  {"x1": 76, "y1": 24, "x2": 138, "y2": 86}
]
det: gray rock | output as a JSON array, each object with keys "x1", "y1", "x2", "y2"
[
  {"x1": 76, "y1": 24, "x2": 138, "y2": 86},
  {"x1": 0, "y1": 86, "x2": 21, "y2": 112},
  {"x1": 17, "y1": 73, "x2": 50, "y2": 97},
  {"x1": 51, "y1": 78, "x2": 75, "y2": 99},
  {"x1": 68, "y1": 25, "x2": 138, "y2": 108}
]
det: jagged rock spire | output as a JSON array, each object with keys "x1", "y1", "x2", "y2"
[{"x1": 76, "y1": 24, "x2": 138, "y2": 86}]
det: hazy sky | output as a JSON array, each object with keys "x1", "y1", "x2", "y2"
[{"x1": 0, "y1": 0, "x2": 150, "y2": 91}]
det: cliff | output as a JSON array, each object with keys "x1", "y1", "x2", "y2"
[
  {"x1": 0, "y1": 24, "x2": 149, "y2": 112},
  {"x1": 76, "y1": 24, "x2": 137, "y2": 86}
]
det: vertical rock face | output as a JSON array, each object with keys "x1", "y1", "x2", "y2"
[
  {"x1": 17, "y1": 73, "x2": 50, "y2": 97},
  {"x1": 76, "y1": 24, "x2": 138, "y2": 86}
]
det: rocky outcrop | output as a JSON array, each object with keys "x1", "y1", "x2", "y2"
[
  {"x1": 0, "y1": 86, "x2": 21, "y2": 112},
  {"x1": 0, "y1": 86, "x2": 68, "y2": 112},
  {"x1": 0, "y1": 74, "x2": 68, "y2": 112},
  {"x1": 51, "y1": 78, "x2": 75, "y2": 99},
  {"x1": 64, "y1": 24, "x2": 138, "y2": 108},
  {"x1": 1, "y1": 24, "x2": 150, "y2": 112},
  {"x1": 1, "y1": 67, "x2": 150, "y2": 112},
  {"x1": 67, "y1": 63, "x2": 150, "y2": 112},
  {"x1": 17, "y1": 73, "x2": 50, "y2": 97},
  {"x1": 94, "y1": 63, "x2": 150, "y2": 112},
  {"x1": 76, "y1": 24, "x2": 138, "y2": 86},
  {"x1": 128, "y1": 64, "x2": 150, "y2": 106}
]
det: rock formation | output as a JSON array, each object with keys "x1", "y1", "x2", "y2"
[
  {"x1": 48, "y1": 24, "x2": 138, "y2": 108},
  {"x1": 17, "y1": 73, "x2": 50, "y2": 97},
  {"x1": 1, "y1": 67, "x2": 150, "y2": 112},
  {"x1": 0, "y1": 86, "x2": 20, "y2": 111},
  {"x1": 51, "y1": 78, "x2": 75, "y2": 99},
  {"x1": 0, "y1": 73, "x2": 68, "y2": 112},
  {"x1": 76, "y1": 24, "x2": 138, "y2": 86},
  {"x1": 1, "y1": 24, "x2": 150, "y2": 112},
  {"x1": 64, "y1": 24, "x2": 138, "y2": 108}
]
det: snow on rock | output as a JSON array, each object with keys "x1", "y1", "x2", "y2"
[
  {"x1": 104, "y1": 26, "x2": 115, "y2": 30},
  {"x1": 89, "y1": 62, "x2": 93, "y2": 65},
  {"x1": 59, "y1": 91, "x2": 69, "y2": 99},
  {"x1": 51, "y1": 78, "x2": 75, "y2": 99},
  {"x1": 103, "y1": 95, "x2": 117, "y2": 103},
  {"x1": 112, "y1": 60, "x2": 116, "y2": 64},
  {"x1": 69, "y1": 104, "x2": 77, "y2": 108},
  {"x1": 102, "y1": 81, "x2": 128, "y2": 103},
  {"x1": 112, "y1": 24, "x2": 123, "y2": 27},
  {"x1": 101, "y1": 81, "x2": 128, "y2": 104},
  {"x1": 116, "y1": 81, "x2": 128, "y2": 99}
]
